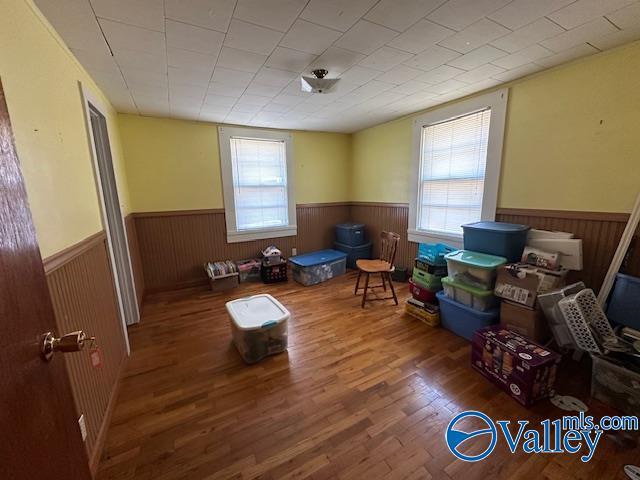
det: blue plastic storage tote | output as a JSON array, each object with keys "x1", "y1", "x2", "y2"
[
  {"x1": 462, "y1": 221, "x2": 530, "y2": 262},
  {"x1": 437, "y1": 291, "x2": 500, "y2": 341},
  {"x1": 333, "y1": 241, "x2": 372, "y2": 268},
  {"x1": 335, "y1": 223, "x2": 365, "y2": 246},
  {"x1": 606, "y1": 273, "x2": 640, "y2": 329},
  {"x1": 290, "y1": 249, "x2": 347, "y2": 286}
]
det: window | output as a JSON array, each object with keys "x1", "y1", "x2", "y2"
[
  {"x1": 219, "y1": 127, "x2": 296, "y2": 243},
  {"x1": 408, "y1": 89, "x2": 508, "y2": 247}
]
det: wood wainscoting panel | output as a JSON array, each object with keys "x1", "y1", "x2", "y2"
[
  {"x1": 125, "y1": 214, "x2": 144, "y2": 310},
  {"x1": 128, "y1": 202, "x2": 636, "y2": 294},
  {"x1": 349, "y1": 202, "x2": 417, "y2": 272},
  {"x1": 495, "y1": 208, "x2": 636, "y2": 292},
  {"x1": 348, "y1": 204, "x2": 634, "y2": 293},
  {"x1": 134, "y1": 204, "x2": 351, "y2": 292},
  {"x1": 44, "y1": 233, "x2": 127, "y2": 474}
]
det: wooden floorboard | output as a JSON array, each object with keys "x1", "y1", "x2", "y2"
[{"x1": 98, "y1": 272, "x2": 639, "y2": 480}]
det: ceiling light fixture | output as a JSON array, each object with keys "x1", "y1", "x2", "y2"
[{"x1": 300, "y1": 69, "x2": 339, "y2": 94}]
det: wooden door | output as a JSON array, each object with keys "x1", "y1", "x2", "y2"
[{"x1": 0, "y1": 81, "x2": 91, "y2": 479}]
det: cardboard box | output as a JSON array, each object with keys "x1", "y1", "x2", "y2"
[
  {"x1": 494, "y1": 264, "x2": 566, "y2": 308},
  {"x1": 500, "y1": 300, "x2": 550, "y2": 343},
  {"x1": 471, "y1": 326, "x2": 561, "y2": 407}
]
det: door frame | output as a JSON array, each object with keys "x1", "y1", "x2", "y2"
[{"x1": 79, "y1": 82, "x2": 136, "y2": 353}]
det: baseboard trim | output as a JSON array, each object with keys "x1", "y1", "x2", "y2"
[
  {"x1": 145, "y1": 277, "x2": 209, "y2": 295},
  {"x1": 89, "y1": 355, "x2": 127, "y2": 477},
  {"x1": 43, "y1": 231, "x2": 106, "y2": 274}
]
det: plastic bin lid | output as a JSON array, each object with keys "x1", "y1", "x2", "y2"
[
  {"x1": 289, "y1": 249, "x2": 347, "y2": 267},
  {"x1": 615, "y1": 272, "x2": 640, "y2": 285},
  {"x1": 441, "y1": 276, "x2": 494, "y2": 297},
  {"x1": 336, "y1": 222, "x2": 365, "y2": 229},
  {"x1": 444, "y1": 249, "x2": 507, "y2": 269},
  {"x1": 226, "y1": 294, "x2": 290, "y2": 330},
  {"x1": 462, "y1": 221, "x2": 529, "y2": 232}
]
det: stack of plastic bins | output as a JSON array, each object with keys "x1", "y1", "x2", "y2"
[
  {"x1": 439, "y1": 250, "x2": 506, "y2": 340},
  {"x1": 333, "y1": 223, "x2": 373, "y2": 269},
  {"x1": 404, "y1": 244, "x2": 452, "y2": 327}
]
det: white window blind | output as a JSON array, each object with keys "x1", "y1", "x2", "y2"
[
  {"x1": 229, "y1": 137, "x2": 289, "y2": 231},
  {"x1": 418, "y1": 108, "x2": 491, "y2": 236}
]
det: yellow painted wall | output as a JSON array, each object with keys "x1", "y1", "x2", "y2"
[
  {"x1": 352, "y1": 40, "x2": 640, "y2": 213},
  {"x1": 118, "y1": 114, "x2": 351, "y2": 212},
  {"x1": 0, "y1": 0, "x2": 130, "y2": 257},
  {"x1": 5, "y1": 0, "x2": 639, "y2": 261}
]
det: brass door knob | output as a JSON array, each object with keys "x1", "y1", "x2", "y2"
[{"x1": 41, "y1": 330, "x2": 95, "y2": 361}]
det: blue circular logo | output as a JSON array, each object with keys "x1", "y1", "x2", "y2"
[{"x1": 445, "y1": 410, "x2": 497, "y2": 462}]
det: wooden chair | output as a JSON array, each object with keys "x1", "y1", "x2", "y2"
[{"x1": 354, "y1": 231, "x2": 400, "y2": 308}]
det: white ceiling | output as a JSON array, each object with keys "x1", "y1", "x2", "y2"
[{"x1": 36, "y1": 0, "x2": 640, "y2": 133}]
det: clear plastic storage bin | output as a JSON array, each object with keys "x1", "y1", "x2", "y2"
[
  {"x1": 290, "y1": 249, "x2": 347, "y2": 286},
  {"x1": 444, "y1": 250, "x2": 507, "y2": 290},
  {"x1": 441, "y1": 276, "x2": 497, "y2": 312},
  {"x1": 236, "y1": 259, "x2": 261, "y2": 282},
  {"x1": 226, "y1": 294, "x2": 289, "y2": 364},
  {"x1": 591, "y1": 355, "x2": 640, "y2": 416}
]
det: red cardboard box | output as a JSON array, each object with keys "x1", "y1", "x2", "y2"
[{"x1": 471, "y1": 326, "x2": 560, "y2": 407}]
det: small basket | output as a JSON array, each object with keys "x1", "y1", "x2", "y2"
[
  {"x1": 261, "y1": 259, "x2": 287, "y2": 283},
  {"x1": 412, "y1": 268, "x2": 443, "y2": 290},
  {"x1": 557, "y1": 289, "x2": 617, "y2": 354}
]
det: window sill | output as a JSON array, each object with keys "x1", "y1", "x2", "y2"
[
  {"x1": 407, "y1": 228, "x2": 463, "y2": 249},
  {"x1": 227, "y1": 225, "x2": 297, "y2": 244}
]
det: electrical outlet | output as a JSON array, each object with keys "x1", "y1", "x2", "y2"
[
  {"x1": 78, "y1": 414, "x2": 87, "y2": 441},
  {"x1": 292, "y1": 247, "x2": 297, "y2": 256}
]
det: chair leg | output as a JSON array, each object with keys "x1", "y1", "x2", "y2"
[
  {"x1": 361, "y1": 273, "x2": 370, "y2": 308},
  {"x1": 380, "y1": 272, "x2": 386, "y2": 291},
  {"x1": 386, "y1": 272, "x2": 398, "y2": 305},
  {"x1": 355, "y1": 269, "x2": 362, "y2": 295}
]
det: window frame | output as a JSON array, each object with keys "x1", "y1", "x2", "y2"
[
  {"x1": 219, "y1": 126, "x2": 297, "y2": 243},
  {"x1": 408, "y1": 88, "x2": 509, "y2": 248}
]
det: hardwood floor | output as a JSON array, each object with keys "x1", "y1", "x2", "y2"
[{"x1": 98, "y1": 272, "x2": 639, "y2": 480}]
